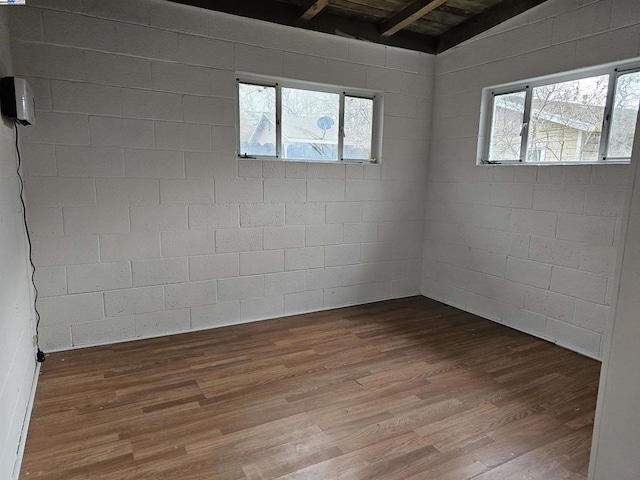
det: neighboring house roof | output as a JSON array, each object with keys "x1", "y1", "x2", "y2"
[{"x1": 248, "y1": 112, "x2": 341, "y2": 146}]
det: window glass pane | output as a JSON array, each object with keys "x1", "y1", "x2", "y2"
[
  {"x1": 238, "y1": 83, "x2": 276, "y2": 156},
  {"x1": 488, "y1": 91, "x2": 526, "y2": 161},
  {"x1": 527, "y1": 75, "x2": 609, "y2": 163},
  {"x1": 344, "y1": 96, "x2": 374, "y2": 160},
  {"x1": 281, "y1": 87, "x2": 339, "y2": 161},
  {"x1": 608, "y1": 71, "x2": 640, "y2": 159}
]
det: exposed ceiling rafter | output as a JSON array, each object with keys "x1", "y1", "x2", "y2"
[
  {"x1": 379, "y1": 0, "x2": 449, "y2": 37},
  {"x1": 168, "y1": 0, "x2": 552, "y2": 55},
  {"x1": 300, "y1": 0, "x2": 329, "y2": 21},
  {"x1": 170, "y1": 0, "x2": 438, "y2": 53}
]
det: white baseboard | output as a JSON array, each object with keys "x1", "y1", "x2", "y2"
[{"x1": 12, "y1": 362, "x2": 40, "y2": 480}]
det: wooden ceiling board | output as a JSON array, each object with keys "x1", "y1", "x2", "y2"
[{"x1": 168, "y1": 0, "x2": 551, "y2": 53}]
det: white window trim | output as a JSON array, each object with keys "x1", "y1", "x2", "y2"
[
  {"x1": 478, "y1": 58, "x2": 640, "y2": 166},
  {"x1": 236, "y1": 73, "x2": 384, "y2": 164}
]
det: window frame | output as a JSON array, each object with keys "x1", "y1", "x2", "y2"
[
  {"x1": 236, "y1": 73, "x2": 383, "y2": 164},
  {"x1": 479, "y1": 59, "x2": 640, "y2": 166}
]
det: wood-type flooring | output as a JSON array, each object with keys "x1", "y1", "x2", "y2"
[{"x1": 20, "y1": 296, "x2": 601, "y2": 479}]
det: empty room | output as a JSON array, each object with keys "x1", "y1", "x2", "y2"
[{"x1": 1, "y1": 0, "x2": 639, "y2": 478}]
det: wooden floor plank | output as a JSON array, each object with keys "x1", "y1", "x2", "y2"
[{"x1": 21, "y1": 296, "x2": 599, "y2": 479}]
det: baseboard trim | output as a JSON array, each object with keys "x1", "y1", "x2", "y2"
[
  {"x1": 44, "y1": 293, "x2": 421, "y2": 353},
  {"x1": 12, "y1": 362, "x2": 40, "y2": 480}
]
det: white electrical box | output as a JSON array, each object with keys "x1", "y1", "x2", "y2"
[{"x1": 1, "y1": 77, "x2": 36, "y2": 126}]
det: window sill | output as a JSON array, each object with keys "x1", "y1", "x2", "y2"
[
  {"x1": 478, "y1": 160, "x2": 630, "y2": 166},
  {"x1": 237, "y1": 156, "x2": 377, "y2": 165}
]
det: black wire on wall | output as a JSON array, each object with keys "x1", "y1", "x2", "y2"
[{"x1": 14, "y1": 122, "x2": 45, "y2": 363}]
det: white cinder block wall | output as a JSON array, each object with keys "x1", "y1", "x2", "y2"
[
  {"x1": 9, "y1": 0, "x2": 434, "y2": 351},
  {"x1": 423, "y1": 0, "x2": 640, "y2": 359},
  {"x1": 0, "y1": 9, "x2": 37, "y2": 479}
]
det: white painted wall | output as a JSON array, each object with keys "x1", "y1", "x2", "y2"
[
  {"x1": 9, "y1": 0, "x2": 434, "y2": 351},
  {"x1": 0, "y1": 8, "x2": 37, "y2": 479},
  {"x1": 423, "y1": 0, "x2": 640, "y2": 359},
  {"x1": 589, "y1": 111, "x2": 640, "y2": 480}
]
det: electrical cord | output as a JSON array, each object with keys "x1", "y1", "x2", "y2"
[{"x1": 14, "y1": 122, "x2": 45, "y2": 363}]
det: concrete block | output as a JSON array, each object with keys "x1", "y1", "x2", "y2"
[
  {"x1": 105, "y1": 286, "x2": 164, "y2": 317},
  {"x1": 505, "y1": 257, "x2": 551, "y2": 288},
  {"x1": 116, "y1": 22, "x2": 178, "y2": 61},
  {"x1": 90, "y1": 116, "x2": 154, "y2": 148},
  {"x1": 51, "y1": 80, "x2": 121, "y2": 115},
  {"x1": 524, "y1": 286, "x2": 575, "y2": 322},
  {"x1": 286, "y1": 203, "x2": 325, "y2": 225},
  {"x1": 264, "y1": 179, "x2": 307, "y2": 203},
  {"x1": 580, "y1": 245, "x2": 617, "y2": 276},
  {"x1": 165, "y1": 280, "x2": 217, "y2": 309},
  {"x1": 189, "y1": 204, "x2": 238, "y2": 230},
  {"x1": 124, "y1": 149, "x2": 184, "y2": 178},
  {"x1": 285, "y1": 247, "x2": 324, "y2": 271},
  {"x1": 263, "y1": 226, "x2": 306, "y2": 250},
  {"x1": 240, "y1": 295, "x2": 284, "y2": 321},
  {"x1": 57, "y1": 146, "x2": 124, "y2": 178},
  {"x1": 21, "y1": 112, "x2": 89, "y2": 146},
  {"x1": 135, "y1": 308, "x2": 191, "y2": 338},
  {"x1": 161, "y1": 230, "x2": 214, "y2": 257},
  {"x1": 325, "y1": 244, "x2": 361, "y2": 266},
  {"x1": 343, "y1": 222, "x2": 378, "y2": 243},
  {"x1": 533, "y1": 185, "x2": 586, "y2": 213},
  {"x1": 96, "y1": 178, "x2": 159, "y2": 205},
  {"x1": 557, "y1": 213, "x2": 616, "y2": 246},
  {"x1": 218, "y1": 275, "x2": 264, "y2": 301},
  {"x1": 510, "y1": 209, "x2": 557, "y2": 237},
  {"x1": 26, "y1": 207, "x2": 63, "y2": 237},
  {"x1": 189, "y1": 253, "x2": 239, "y2": 281},
  {"x1": 130, "y1": 205, "x2": 187, "y2": 232},
  {"x1": 63, "y1": 206, "x2": 129, "y2": 234},
  {"x1": 160, "y1": 178, "x2": 214, "y2": 204},
  {"x1": 38, "y1": 292, "x2": 103, "y2": 325},
  {"x1": 151, "y1": 60, "x2": 210, "y2": 95},
  {"x1": 72, "y1": 316, "x2": 134, "y2": 347},
  {"x1": 326, "y1": 202, "x2": 362, "y2": 224},
  {"x1": 584, "y1": 185, "x2": 626, "y2": 217},
  {"x1": 574, "y1": 299, "x2": 609, "y2": 334},
  {"x1": 216, "y1": 228, "x2": 262, "y2": 253},
  {"x1": 13, "y1": 42, "x2": 84, "y2": 81},
  {"x1": 306, "y1": 267, "x2": 343, "y2": 290},
  {"x1": 122, "y1": 88, "x2": 183, "y2": 121},
  {"x1": 215, "y1": 179, "x2": 263, "y2": 204},
  {"x1": 551, "y1": 266, "x2": 607, "y2": 304},
  {"x1": 85, "y1": 51, "x2": 151, "y2": 88},
  {"x1": 132, "y1": 257, "x2": 188, "y2": 287},
  {"x1": 191, "y1": 302, "x2": 240, "y2": 329},
  {"x1": 155, "y1": 121, "x2": 211, "y2": 152},
  {"x1": 34, "y1": 267, "x2": 67, "y2": 297},
  {"x1": 307, "y1": 179, "x2": 345, "y2": 202},
  {"x1": 546, "y1": 318, "x2": 601, "y2": 357},
  {"x1": 285, "y1": 290, "x2": 324, "y2": 315},
  {"x1": 67, "y1": 261, "x2": 131, "y2": 293},
  {"x1": 186, "y1": 153, "x2": 237, "y2": 178},
  {"x1": 32, "y1": 235, "x2": 99, "y2": 267},
  {"x1": 100, "y1": 233, "x2": 161, "y2": 262},
  {"x1": 179, "y1": 34, "x2": 233, "y2": 69},
  {"x1": 240, "y1": 250, "x2": 284, "y2": 275},
  {"x1": 306, "y1": 224, "x2": 343, "y2": 246},
  {"x1": 240, "y1": 204, "x2": 285, "y2": 227},
  {"x1": 529, "y1": 236, "x2": 581, "y2": 268},
  {"x1": 264, "y1": 271, "x2": 306, "y2": 296}
]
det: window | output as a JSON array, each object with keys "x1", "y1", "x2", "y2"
[
  {"x1": 480, "y1": 61, "x2": 640, "y2": 165},
  {"x1": 237, "y1": 75, "x2": 382, "y2": 163}
]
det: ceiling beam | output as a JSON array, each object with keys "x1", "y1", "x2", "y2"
[
  {"x1": 168, "y1": 0, "x2": 437, "y2": 54},
  {"x1": 436, "y1": 0, "x2": 551, "y2": 53},
  {"x1": 300, "y1": 0, "x2": 329, "y2": 21},
  {"x1": 379, "y1": 0, "x2": 449, "y2": 37}
]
